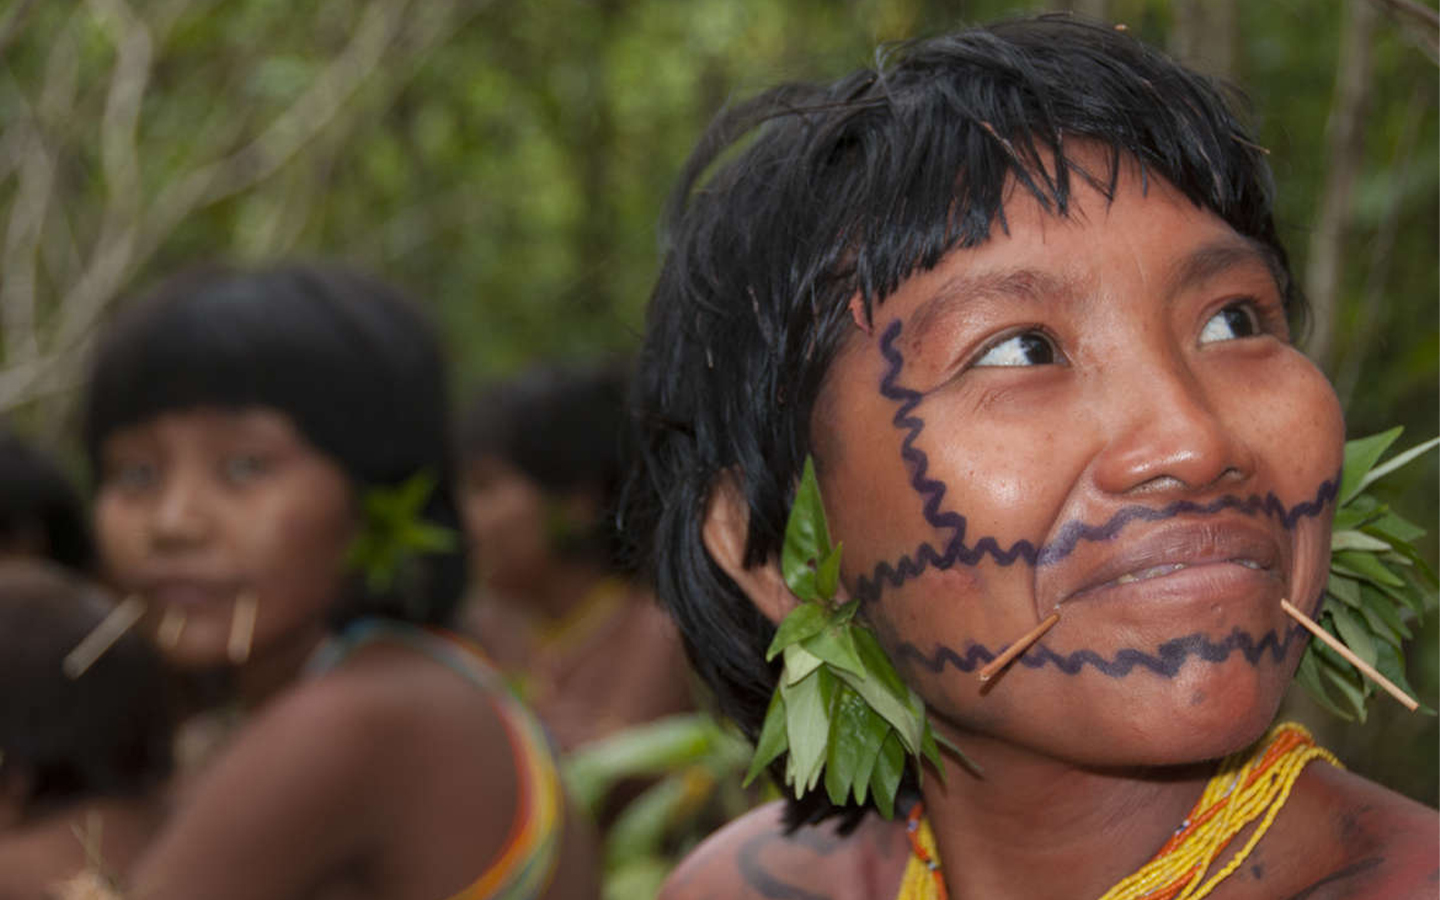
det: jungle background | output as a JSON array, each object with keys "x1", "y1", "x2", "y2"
[{"x1": 0, "y1": 0, "x2": 1435, "y2": 892}]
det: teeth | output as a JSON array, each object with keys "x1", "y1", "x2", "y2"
[
  {"x1": 1116, "y1": 573, "x2": 1138, "y2": 584},
  {"x1": 1233, "y1": 558, "x2": 1264, "y2": 570}
]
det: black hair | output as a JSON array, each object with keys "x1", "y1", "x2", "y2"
[
  {"x1": 82, "y1": 262, "x2": 466, "y2": 628},
  {"x1": 622, "y1": 15, "x2": 1306, "y2": 825},
  {"x1": 0, "y1": 426, "x2": 95, "y2": 573},
  {"x1": 459, "y1": 360, "x2": 632, "y2": 567},
  {"x1": 0, "y1": 560, "x2": 174, "y2": 813}
]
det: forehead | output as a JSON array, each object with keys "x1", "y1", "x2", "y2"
[{"x1": 878, "y1": 157, "x2": 1281, "y2": 336}]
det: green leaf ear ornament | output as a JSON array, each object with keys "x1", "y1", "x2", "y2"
[
  {"x1": 345, "y1": 470, "x2": 458, "y2": 594},
  {"x1": 1294, "y1": 429, "x2": 1439, "y2": 720},
  {"x1": 744, "y1": 457, "x2": 968, "y2": 819}
]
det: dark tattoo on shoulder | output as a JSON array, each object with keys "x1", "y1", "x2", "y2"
[{"x1": 737, "y1": 831, "x2": 833, "y2": 900}]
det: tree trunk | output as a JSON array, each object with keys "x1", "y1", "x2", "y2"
[
  {"x1": 1170, "y1": 0, "x2": 1237, "y2": 80},
  {"x1": 1304, "y1": 0, "x2": 1378, "y2": 370}
]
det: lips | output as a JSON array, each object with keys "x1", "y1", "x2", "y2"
[
  {"x1": 139, "y1": 577, "x2": 243, "y2": 609},
  {"x1": 1061, "y1": 519, "x2": 1282, "y2": 604}
]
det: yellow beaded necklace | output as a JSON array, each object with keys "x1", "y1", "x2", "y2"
[{"x1": 896, "y1": 722, "x2": 1340, "y2": 900}]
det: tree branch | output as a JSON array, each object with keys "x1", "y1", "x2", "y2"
[{"x1": 1303, "y1": 0, "x2": 1377, "y2": 368}]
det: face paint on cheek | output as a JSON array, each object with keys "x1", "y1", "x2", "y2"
[{"x1": 846, "y1": 319, "x2": 1346, "y2": 690}]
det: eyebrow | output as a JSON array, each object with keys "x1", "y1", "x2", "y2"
[
  {"x1": 905, "y1": 267, "x2": 1082, "y2": 347},
  {"x1": 1162, "y1": 236, "x2": 1286, "y2": 302}
]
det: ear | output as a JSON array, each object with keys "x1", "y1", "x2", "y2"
[{"x1": 702, "y1": 471, "x2": 798, "y2": 626}]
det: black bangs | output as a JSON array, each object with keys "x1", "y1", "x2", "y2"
[{"x1": 84, "y1": 264, "x2": 449, "y2": 488}]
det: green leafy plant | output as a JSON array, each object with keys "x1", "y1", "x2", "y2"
[
  {"x1": 1294, "y1": 429, "x2": 1439, "y2": 721},
  {"x1": 345, "y1": 471, "x2": 457, "y2": 593},
  {"x1": 563, "y1": 714, "x2": 754, "y2": 900},
  {"x1": 745, "y1": 457, "x2": 965, "y2": 818}
]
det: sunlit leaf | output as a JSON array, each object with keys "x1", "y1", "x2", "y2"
[
  {"x1": 1340, "y1": 427, "x2": 1403, "y2": 505},
  {"x1": 782, "y1": 457, "x2": 834, "y2": 601}
]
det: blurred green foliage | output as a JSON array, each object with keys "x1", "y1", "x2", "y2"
[{"x1": 0, "y1": 0, "x2": 1434, "y2": 811}]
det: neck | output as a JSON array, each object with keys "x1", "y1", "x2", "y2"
[
  {"x1": 919, "y1": 733, "x2": 1212, "y2": 900},
  {"x1": 520, "y1": 561, "x2": 610, "y2": 623},
  {"x1": 232, "y1": 623, "x2": 329, "y2": 709}
]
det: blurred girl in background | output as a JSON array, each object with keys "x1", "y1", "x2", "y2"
[
  {"x1": 458, "y1": 362, "x2": 692, "y2": 754},
  {"x1": 79, "y1": 263, "x2": 598, "y2": 899}
]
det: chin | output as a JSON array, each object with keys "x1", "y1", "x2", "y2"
[{"x1": 1147, "y1": 665, "x2": 1287, "y2": 764}]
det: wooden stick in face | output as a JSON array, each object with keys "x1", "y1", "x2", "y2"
[
  {"x1": 63, "y1": 596, "x2": 146, "y2": 679},
  {"x1": 227, "y1": 591, "x2": 259, "y2": 665},
  {"x1": 157, "y1": 606, "x2": 187, "y2": 649},
  {"x1": 1280, "y1": 598, "x2": 1419, "y2": 712},
  {"x1": 978, "y1": 610, "x2": 1061, "y2": 683}
]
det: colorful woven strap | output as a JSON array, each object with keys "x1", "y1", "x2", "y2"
[{"x1": 312, "y1": 620, "x2": 563, "y2": 900}]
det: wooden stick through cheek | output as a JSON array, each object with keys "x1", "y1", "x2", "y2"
[
  {"x1": 157, "y1": 606, "x2": 187, "y2": 649},
  {"x1": 978, "y1": 610, "x2": 1061, "y2": 683},
  {"x1": 63, "y1": 596, "x2": 146, "y2": 679},
  {"x1": 1280, "y1": 598, "x2": 1418, "y2": 711},
  {"x1": 227, "y1": 591, "x2": 259, "y2": 665}
]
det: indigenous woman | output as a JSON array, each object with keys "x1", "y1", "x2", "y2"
[
  {"x1": 623, "y1": 17, "x2": 1438, "y2": 900},
  {"x1": 457, "y1": 361, "x2": 692, "y2": 753},
  {"x1": 82, "y1": 263, "x2": 598, "y2": 899}
]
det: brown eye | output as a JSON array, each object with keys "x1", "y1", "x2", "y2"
[
  {"x1": 974, "y1": 330, "x2": 1058, "y2": 367},
  {"x1": 1199, "y1": 302, "x2": 1260, "y2": 344}
]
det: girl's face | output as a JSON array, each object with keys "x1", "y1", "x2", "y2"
[
  {"x1": 94, "y1": 408, "x2": 355, "y2": 671},
  {"x1": 813, "y1": 155, "x2": 1344, "y2": 766}
]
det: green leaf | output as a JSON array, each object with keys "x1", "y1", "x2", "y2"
[
  {"x1": 869, "y1": 731, "x2": 906, "y2": 819},
  {"x1": 766, "y1": 602, "x2": 829, "y2": 660},
  {"x1": 1373, "y1": 641, "x2": 1435, "y2": 716},
  {"x1": 1320, "y1": 660, "x2": 1369, "y2": 723},
  {"x1": 833, "y1": 666, "x2": 923, "y2": 755},
  {"x1": 1295, "y1": 650, "x2": 1356, "y2": 721},
  {"x1": 1328, "y1": 606, "x2": 1377, "y2": 667},
  {"x1": 1330, "y1": 530, "x2": 1393, "y2": 553},
  {"x1": 847, "y1": 703, "x2": 892, "y2": 805},
  {"x1": 781, "y1": 667, "x2": 836, "y2": 796},
  {"x1": 1363, "y1": 511, "x2": 1427, "y2": 546},
  {"x1": 816, "y1": 543, "x2": 844, "y2": 601},
  {"x1": 1340, "y1": 427, "x2": 1403, "y2": 505},
  {"x1": 1325, "y1": 573, "x2": 1362, "y2": 608},
  {"x1": 1332, "y1": 550, "x2": 1406, "y2": 588},
  {"x1": 850, "y1": 624, "x2": 910, "y2": 701},
  {"x1": 1330, "y1": 504, "x2": 1387, "y2": 533},
  {"x1": 1354, "y1": 435, "x2": 1440, "y2": 496},
  {"x1": 745, "y1": 691, "x2": 790, "y2": 786},
  {"x1": 782, "y1": 457, "x2": 834, "y2": 601},
  {"x1": 1356, "y1": 584, "x2": 1411, "y2": 643},
  {"x1": 800, "y1": 621, "x2": 866, "y2": 679},
  {"x1": 782, "y1": 643, "x2": 824, "y2": 685},
  {"x1": 825, "y1": 686, "x2": 872, "y2": 805}
]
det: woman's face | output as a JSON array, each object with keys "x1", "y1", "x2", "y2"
[
  {"x1": 94, "y1": 408, "x2": 355, "y2": 670},
  {"x1": 813, "y1": 155, "x2": 1344, "y2": 766}
]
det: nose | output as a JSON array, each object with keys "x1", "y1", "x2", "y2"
[
  {"x1": 1090, "y1": 358, "x2": 1253, "y2": 498},
  {"x1": 149, "y1": 467, "x2": 211, "y2": 549}
]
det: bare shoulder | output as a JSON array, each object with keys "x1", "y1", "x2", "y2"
[
  {"x1": 1267, "y1": 762, "x2": 1439, "y2": 900},
  {"x1": 659, "y1": 801, "x2": 909, "y2": 900}
]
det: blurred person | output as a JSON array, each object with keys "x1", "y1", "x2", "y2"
[
  {"x1": 78, "y1": 263, "x2": 598, "y2": 900},
  {"x1": 457, "y1": 362, "x2": 693, "y2": 753},
  {"x1": 0, "y1": 425, "x2": 96, "y2": 573},
  {"x1": 0, "y1": 560, "x2": 174, "y2": 899}
]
